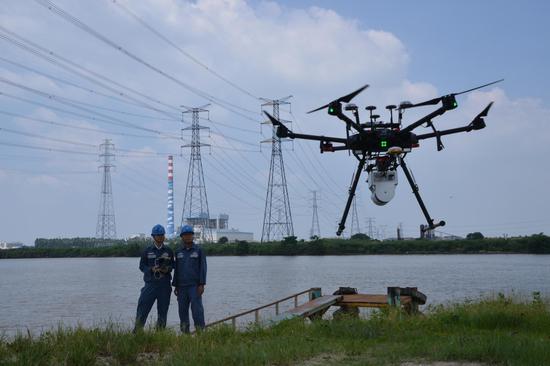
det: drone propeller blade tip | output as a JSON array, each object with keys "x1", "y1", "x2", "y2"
[
  {"x1": 479, "y1": 101, "x2": 494, "y2": 116},
  {"x1": 307, "y1": 83, "x2": 370, "y2": 114},
  {"x1": 263, "y1": 111, "x2": 281, "y2": 125},
  {"x1": 341, "y1": 84, "x2": 370, "y2": 103},
  {"x1": 455, "y1": 79, "x2": 505, "y2": 96},
  {"x1": 306, "y1": 103, "x2": 330, "y2": 114}
]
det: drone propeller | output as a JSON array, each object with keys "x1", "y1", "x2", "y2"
[
  {"x1": 403, "y1": 79, "x2": 504, "y2": 109},
  {"x1": 264, "y1": 111, "x2": 290, "y2": 138},
  {"x1": 469, "y1": 102, "x2": 494, "y2": 130},
  {"x1": 307, "y1": 84, "x2": 369, "y2": 114}
]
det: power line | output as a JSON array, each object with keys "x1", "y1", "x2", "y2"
[
  {"x1": 35, "y1": 0, "x2": 261, "y2": 121},
  {"x1": 0, "y1": 126, "x2": 97, "y2": 148},
  {"x1": 0, "y1": 141, "x2": 97, "y2": 156},
  {"x1": 112, "y1": 0, "x2": 259, "y2": 101},
  {"x1": 0, "y1": 77, "x2": 176, "y2": 137},
  {"x1": 0, "y1": 56, "x2": 167, "y2": 113},
  {"x1": 0, "y1": 110, "x2": 173, "y2": 140},
  {"x1": 0, "y1": 25, "x2": 183, "y2": 119}
]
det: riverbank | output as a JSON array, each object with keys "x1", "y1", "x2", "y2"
[
  {"x1": 1, "y1": 234, "x2": 549, "y2": 259},
  {"x1": 1, "y1": 295, "x2": 548, "y2": 365}
]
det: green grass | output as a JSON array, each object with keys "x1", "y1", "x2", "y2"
[{"x1": 1, "y1": 295, "x2": 549, "y2": 365}]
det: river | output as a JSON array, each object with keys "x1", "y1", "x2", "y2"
[{"x1": 0, "y1": 254, "x2": 549, "y2": 336}]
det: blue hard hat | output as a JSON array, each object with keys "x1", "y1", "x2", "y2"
[
  {"x1": 180, "y1": 225, "x2": 194, "y2": 236},
  {"x1": 151, "y1": 224, "x2": 166, "y2": 236}
]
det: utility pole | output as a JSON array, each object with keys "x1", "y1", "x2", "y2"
[
  {"x1": 181, "y1": 105, "x2": 212, "y2": 242},
  {"x1": 260, "y1": 97, "x2": 294, "y2": 242},
  {"x1": 96, "y1": 139, "x2": 116, "y2": 240},
  {"x1": 310, "y1": 190, "x2": 321, "y2": 239}
]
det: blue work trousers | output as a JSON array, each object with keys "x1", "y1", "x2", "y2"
[
  {"x1": 135, "y1": 282, "x2": 171, "y2": 330},
  {"x1": 177, "y1": 285, "x2": 205, "y2": 333}
]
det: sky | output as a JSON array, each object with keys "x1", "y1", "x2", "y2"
[{"x1": 0, "y1": 0, "x2": 549, "y2": 245}]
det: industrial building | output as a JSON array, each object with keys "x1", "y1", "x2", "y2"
[
  {"x1": 0, "y1": 241, "x2": 23, "y2": 250},
  {"x1": 212, "y1": 229, "x2": 254, "y2": 243}
]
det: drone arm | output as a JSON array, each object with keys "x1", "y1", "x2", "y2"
[
  {"x1": 336, "y1": 156, "x2": 367, "y2": 236},
  {"x1": 399, "y1": 157, "x2": 445, "y2": 232},
  {"x1": 400, "y1": 106, "x2": 447, "y2": 133},
  {"x1": 282, "y1": 131, "x2": 348, "y2": 144},
  {"x1": 415, "y1": 102, "x2": 492, "y2": 141},
  {"x1": 415, "y1": 125, "x2": 474, "y2": 141},
  {"x1": 335, "y1": 112, "x2": 364, "y2": 134}
]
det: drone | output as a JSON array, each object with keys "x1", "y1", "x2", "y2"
[{"x1": 264, "y1": 79, "x2": 503, "y2": 236}]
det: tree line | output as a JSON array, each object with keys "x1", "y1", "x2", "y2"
[{"x1": 0, "y1": 234, "x2": 548, "y2": 259}]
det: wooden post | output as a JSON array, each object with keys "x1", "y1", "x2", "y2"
[
  {"x1": 309, "y1": 287, "x2": 322, "y2": 301},
  {"x1": 255, "y1": 310, "x2": 260, "y2": 323},
  {"x1": 294, "y1": 295, "x2": 298, "y2": 308},
  {"x1": 232, "y1": 317, "x2": 236, "y2": 328},
  {"x1": 275, "y1": 302, "x2": 280, "y2": 315},
  {"x1": 387, "y1": 287, "x2": 401, "y2": 307}
]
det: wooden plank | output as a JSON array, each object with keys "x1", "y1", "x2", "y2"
[
  {"x1": 339, "y1": 294, "x2": 413, "y2": 308},
  {"x1": 271, "y1": 295, "x2": 342, "y2": 323},
  {"x1": 284, "y1": 295, "x2": 342, "y2": 318}
]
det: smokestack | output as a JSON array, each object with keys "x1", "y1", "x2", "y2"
[{"x1": 167, "y1": 155, "x2": 175, "y2": 238}]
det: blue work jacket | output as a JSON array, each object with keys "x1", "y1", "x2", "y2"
[
  {"x1": 139, "y1": 244, "x2": 174, "y2": 284},
  {"x1": 172, "y1": 243, "x2": 207, "y2": 287}
]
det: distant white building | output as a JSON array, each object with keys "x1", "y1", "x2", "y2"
[
  {"x1": 128, "y1": 233, "x2": 147, "y2": 240},
  {"x1": 212, "y1": 229, "x2": 254, "y2": 243},
  {"x1": 0, "y1": 241, "x2": 23, "y2": 250}
]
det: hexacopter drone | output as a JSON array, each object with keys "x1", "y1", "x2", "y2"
[{"x1": 264, "y1": 79, "x2": 503, "y2": 236}]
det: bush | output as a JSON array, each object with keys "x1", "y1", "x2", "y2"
[{"x1": 466, "y1": 232, "x2": 484, "y2": 240}]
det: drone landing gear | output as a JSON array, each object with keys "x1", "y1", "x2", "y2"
[
  {"x1": 336, "y1": 156, "x2": 367, "y2": 236},
  {"x1": 399, "y1": 157, "x2": 445, "y2": 232}
]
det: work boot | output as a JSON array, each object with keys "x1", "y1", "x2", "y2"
[{"x1": 180, "y1": 322, "x2": 190, "y2": 334}]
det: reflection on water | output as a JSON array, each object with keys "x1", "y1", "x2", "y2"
[{"x1": 0, "y1": 255, "x2": 549, "y2": 335}]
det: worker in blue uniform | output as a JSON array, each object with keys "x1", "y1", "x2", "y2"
[
  {"x1": 172, "y1": 225, "x2": 207, "y2": 333},
  {"x1": 134, "y1": 224, "x2": 174, "y2": 332}
]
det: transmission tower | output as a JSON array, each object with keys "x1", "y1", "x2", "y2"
[
  {"x1": 260, "y1": 97, "x2": 294, "y2": 242},
  {"x1": 95, "y1": 139, "x2": 116, "y2": 240},
  {"x1": 166, "y1": 155, "x2": 175, "y2": 238},
  {"x1": 366, "y1": 217, "x2": 376, "y2": 239},
  {"x1": 181, "y1": 105, "x2": 212, "y2": 242},
  {"x1": 350, "y1": 196, "x2": 361, "y2": 236},
  {"x1": 310, "y1": 190, "x2": 321, "y2": 239}
]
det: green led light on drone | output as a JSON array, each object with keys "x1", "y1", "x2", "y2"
[
  {"x1": 381, "y1": 140, "x2": 388, "y2": 148},
  {"x1": 329, "y1": 107, "x2": 334, "y2": 113},
  {"x1": 453, "y1": 101, "x2": 458, "y2": 107}
]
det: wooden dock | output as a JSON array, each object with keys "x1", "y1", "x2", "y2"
[{"x1": 205, "y1": 286, "x2": 427, "y2": 329}]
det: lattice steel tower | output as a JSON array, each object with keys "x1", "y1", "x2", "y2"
[
  {"x1": 261, "y1": 97, "x2": 294, "y2": 242},
  {"x1": 96, "y1": 139, "x2": 116, "y2": 239},
  {"x1": 310, "y1": 190, "x2": 321, "y2": 238},
  {"x1": 181, "y1": 105, "x2": 212, "y2": 242},
  {"x1": 350, "y1": 196, "x2": 361, "y2": 236}
]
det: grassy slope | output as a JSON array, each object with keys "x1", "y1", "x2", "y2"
[{"x1": 1, "y1": 296, "x2": 549, "y2": 365}]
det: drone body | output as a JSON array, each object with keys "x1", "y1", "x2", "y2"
[{"x1": 265, "y1": 79, "x2": 502, "y2": 236}]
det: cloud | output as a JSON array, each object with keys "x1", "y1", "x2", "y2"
[{"x1": 0, "y1": 0, "x2": 548, "y2": 243}]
